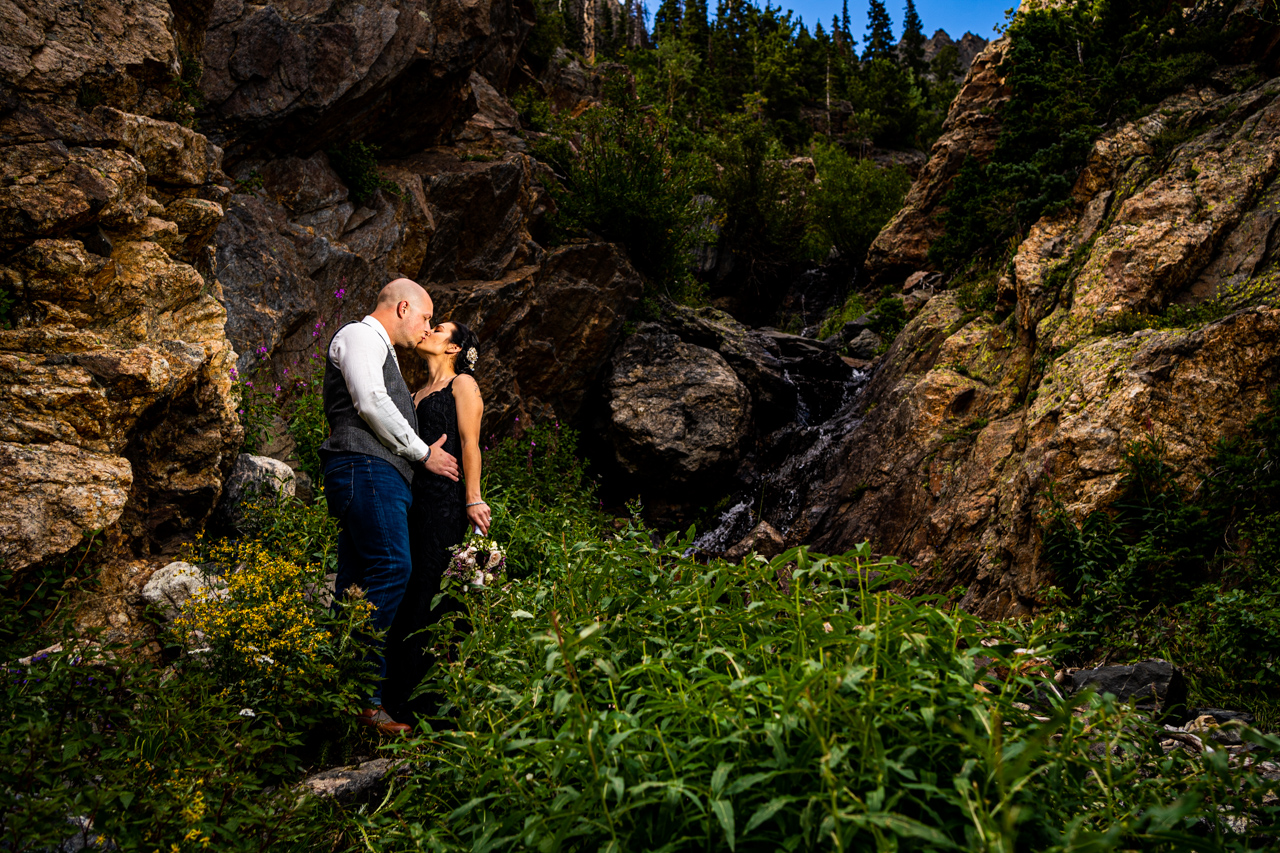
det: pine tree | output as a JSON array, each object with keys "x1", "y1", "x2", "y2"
[
  {"x1": 683, "y1": 0, "x2": 710, "y2": 60},
  {"x1": 864, "y1": 0, "x2": 895, "y2": 61},
  {"x1": 841, "y1": 0, "x2": 851, "y2": 40},
  {"x1": 900, "y1": 0, "x2": 926, "y2": 77},
  {"x1": 653, "y1": 0, "x2": 682, "y2": 45}
]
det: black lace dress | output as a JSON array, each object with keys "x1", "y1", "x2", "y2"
[{"x1": 383, "y1": 377, "x2": 468, "y2": 724}]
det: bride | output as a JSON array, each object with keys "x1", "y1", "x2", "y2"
[{"x1": 383, "y1": 320, "x2": 488, "y2": 726}]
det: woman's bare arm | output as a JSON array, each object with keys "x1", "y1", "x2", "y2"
[{"x1": 453, "y1": 374, "x2": 489, "y2": 535}]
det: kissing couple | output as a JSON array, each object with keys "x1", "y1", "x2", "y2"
[{"x1": 318, "y1": 277, "x2": 490, "y2": 734}]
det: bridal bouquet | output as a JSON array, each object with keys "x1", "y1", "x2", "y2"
[{"x1": 444, "y1": 532, "x2": 507, "y2": 591}]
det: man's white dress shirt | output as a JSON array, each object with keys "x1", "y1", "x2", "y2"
[{"x1": 328, "y1": 316, "x2": 430, "y2": 461}]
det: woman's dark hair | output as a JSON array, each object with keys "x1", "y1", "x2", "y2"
[{"x1": 448, "y1": 321, "x2": 480, "y2": 376}]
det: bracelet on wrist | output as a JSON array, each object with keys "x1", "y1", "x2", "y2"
[
  {"x1": 423, "y1": 446, "x2": 432, "y2": 463},
  {"x1": 466, "y1": 500, "x2": 487, "y2": 508}
]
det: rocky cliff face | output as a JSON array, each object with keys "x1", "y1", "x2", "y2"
[
  {"x1": 778, "y1": 31, "x2": 1280, "y2": 616},
  {"x1": 0, "y1": 1, "x2": 240, "y2": 575},
  {"x1": 0, "y1": 0, "x2": 645, "y2": 593}
]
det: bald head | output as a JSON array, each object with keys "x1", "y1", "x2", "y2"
[
  {"x1": 370, "y1": 277, "x2": 434, "y2": 348},
  {"x1": 377, "y1": 278, "x2": 429, "y2": 311}
]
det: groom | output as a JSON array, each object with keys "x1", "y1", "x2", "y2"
[{"x1": 320, "y1": 277, "x2": 458, "y2": 735}]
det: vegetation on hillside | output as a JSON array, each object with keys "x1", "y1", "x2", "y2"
[
  {"x1": 5, "y1": 370, "x2": 1280, "y2": 847},
  {"x1": 1044, "y1": 391, "x2": 1280, "y2": 727},
  {"x1": 929, "y1": 0, "x2": 1241, "y2": 276},
  {"x1": 522, "y1": 0, "x2": 946, "y2": 319}
]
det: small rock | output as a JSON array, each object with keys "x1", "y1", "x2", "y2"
[
  {"x1": 214, "y1": 454, "x2": 296, "y2": 533},
  {"x1": 298, "y1": 758, "x2": 404, "y2": 803},
  {"x1": 846, "y1": 329, "x2": 884, "y2": 360},
  {"x1": 902, "y1": 270, "x2": 942, "y2": 292},
  {"x1": 840, "y1": 318, "x2": 872, "y2": 340},
  {"x1": 725, "y1": 520, "x2": 787, "y2": 560},
  {"x1": 141, "y1": 561, "x2": 224, "y2": 621},
  {"x1": 1070, "y1": 659, "x2": 1187, "y2": 715}
]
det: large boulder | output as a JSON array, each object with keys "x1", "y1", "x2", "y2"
[
  {"x1": 141, "y1": 560, "x2": 226, "y2": 622},
  {"x1": 605, "y1": 325, "x2": 752, "y2": 488},
  {"x1": 1070, "y1": 659, "x2": 1188, "y2": 715},
  {"x1": 0, "y1": 2, "x2": 241, "y2": 577}
]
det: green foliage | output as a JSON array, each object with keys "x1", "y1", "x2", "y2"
[
  {"x1": 930, "y1": 0, "x2": 1233, "y2": 271},
  {"x1": 1095, "y1": 299, "x2": 1233, "y2": 336},
  {"x1": 164, "y1": 51, "x2": 205, "y2": 127},
  {"x1": 867, "y1": 294, "x2": 906, "y2": 338},
  {"x1": 526, "y1": 0, "x2": 568, "y2": 68},
  {"x1": 481, "y1": 422, "x2": 608, "y2": 579},
  {"x1": 329, "y1": 141, "x2": 400, "y2": 206},
  {"x1": 0, "y1": 531, "x2": 106, "y2": 653},
  {"x1": 343, "y1": 526, "x2": 1280, "y2": 850},
  {"x1": 538, "y1": 106, "x2": 711, "y2": 302},
  {"x1": 816, "y1": 290, "x2": 870, "y2": 340},
  {"x1": 232, "y1": 366, "x2": 280, "y2": 456},
  {"x1": 285, "y1": 373, "x2": 328, "y2": 487},
  {"x1": 0, "y1": 641, "x2": 340, "y2": 851},
  {"x1": 707, "y1": 117, "x2": 809, "y2": 306},
  {"x1": 512, "y1": 87, "x2": 555, "y2": 133},
  {"x1": 955, "y1": 265, "x2": 1001, "y2": 312},
  {"x1": 807, "y1": 141, "x2": 911, "y2": 264},
  {"x1": 1044, "y1": 393, "x2": 1280, "y2": 719}
]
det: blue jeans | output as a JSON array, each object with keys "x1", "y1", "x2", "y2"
[{"x1": 323, "y1": 452, "x2": 414, "y2": 705}]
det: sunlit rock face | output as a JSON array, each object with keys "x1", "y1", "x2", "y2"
[
  {"x1": 0, "y1": 65, "x2": 241, "y2": 577},
  {"x1": 783, "y1": 40, "x2": 1280, "y2": 616}
]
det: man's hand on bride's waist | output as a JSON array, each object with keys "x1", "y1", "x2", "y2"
[{"x1": 421, "y1": 433, "x2": 459, "y2": 481}]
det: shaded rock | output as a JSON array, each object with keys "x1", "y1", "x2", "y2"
[
  {"x1": 658, "y1": 302, "x2": 798, "y2": 431},
  {"x1": 846, "y1": 329, "x2": 883, "y2": 360},
  {"x1": 605, "y1": 326, "x2": 752, "y2": 489},
  {"x1": 141, "y1": 561, "x2": 224, "y2": 621},
  {"x1": 198, "y1": 0, "x2": 531, "y2": 157},
  {"x1": 299, "y1": 758, "x2": 405, "y2": 803},
  {"x1": 1184, "y1": 707, "x2": 1257, "y2": 727},
  {"x1": 725, "y1": 520, "x2": 786, "y2": 560},
  {"x1": 433, "y1": 242, "x2": 644, "y2": 433},
  {"x1": 215, "y1": 454, "x2": 296, "y2": 533},
  {"x1": 756, "y1": 329, "x2": 858, "y2": 425},
  {"x1": 1070, "y1": 660, "x2": 1188, "y2": 714},
  {"x1": 767, "y1": 65, "x2": 1280, "y2": 617}
]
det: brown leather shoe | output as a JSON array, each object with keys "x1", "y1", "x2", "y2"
[{"x1": 355, "y1": 707, "x2": 411, "y2": 735}]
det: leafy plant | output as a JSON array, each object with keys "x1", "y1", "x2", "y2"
[
  {"x1": 1043, "y1": 393, "x2": 1280, "y2": 719},
  {"x1": 342, "y1": 520, "x2": 1280, "y2": 851},
  {"x1": 807, "y1": 141, "x2": 911, "y2": 265},
  {"x1": 329, "y1": 141, "x2": 401, "y2": 206},
  {"x1": 816, "y1": 290, "x2": 870, "y2": 340}
]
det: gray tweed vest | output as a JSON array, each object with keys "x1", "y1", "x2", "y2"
[{"x1": 320, "y1": 323, "x2": 417, "y2": 484}]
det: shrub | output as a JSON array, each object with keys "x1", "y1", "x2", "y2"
[
  {"x1": 537, "y1": 106, "x2": 710, "y2": 302},
  {"x1": 706, "y1": 117, "x2": 810, "y2": 310},
  {"x1": 1044, "y1": 393, "x2": 1280, "y2": 720},
  {"x1": 329, "y1": 141, "x2": 400, "y2": 206},
  {"x1": 0, "y1": 641, "x2": 339, "y2": 851},
  {"x1": 930, "y1": 0, "x2": 1233, "y2": 270},
  {"x1": 807, "y1": 141, "x2": 911, "y2": 265},
  {"x1": 816, "y1": 290, "x2": 870, "y2": 340}
]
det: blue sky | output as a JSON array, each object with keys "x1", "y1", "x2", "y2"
[{"x1": 645, "y1": 1, "x2": 1019, "y2": 41}]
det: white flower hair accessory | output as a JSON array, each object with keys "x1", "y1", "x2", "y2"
[{"x1": 465, "y1": 346, "x2": 478, "y2": 370}]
